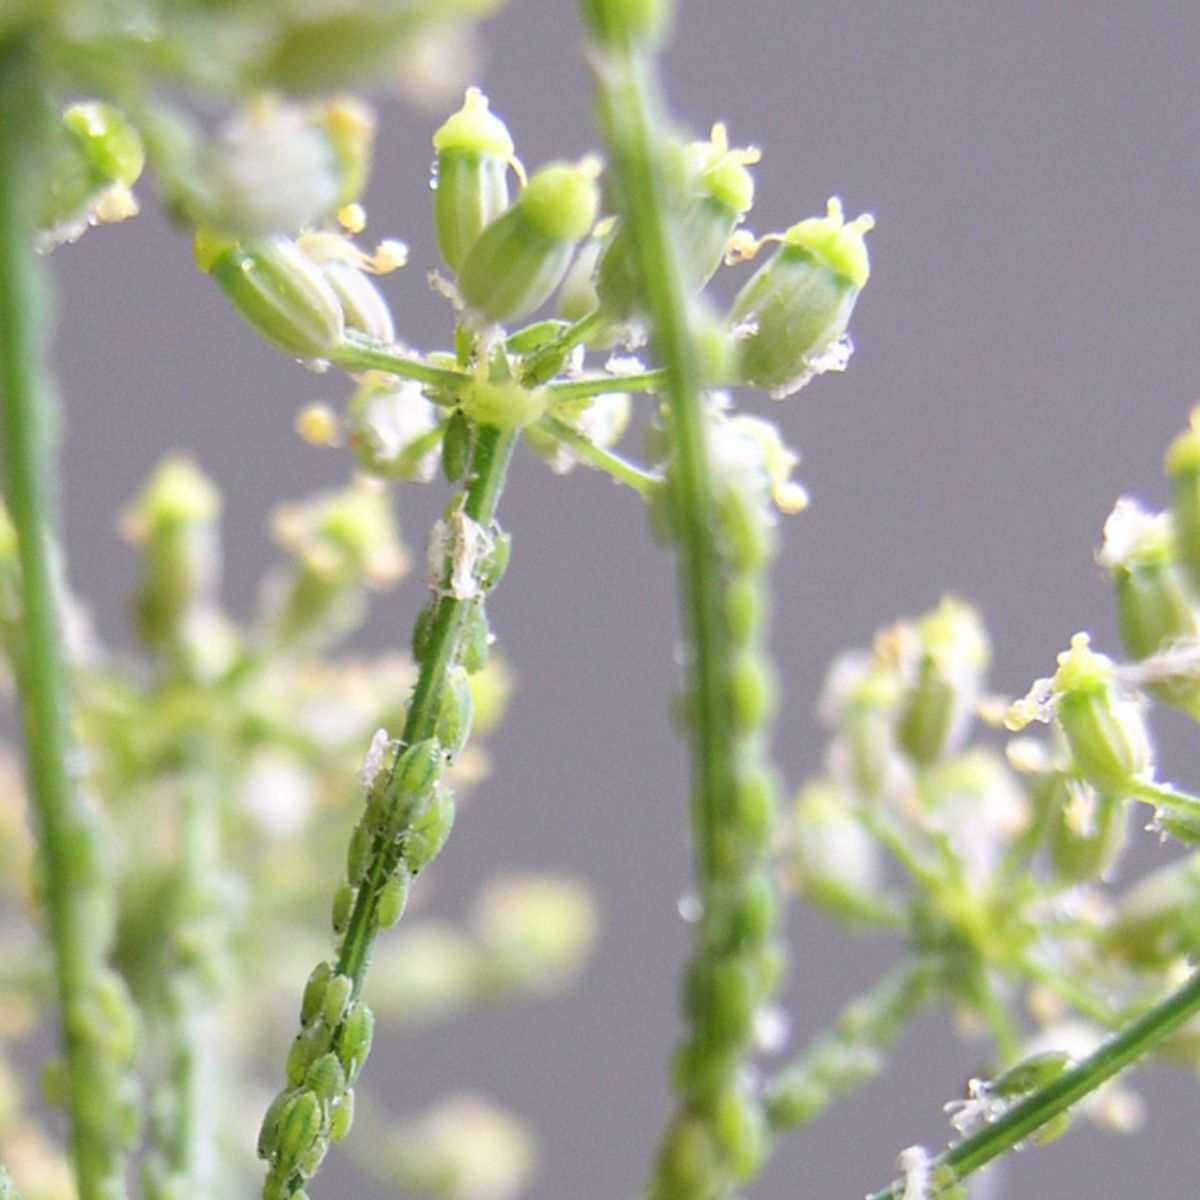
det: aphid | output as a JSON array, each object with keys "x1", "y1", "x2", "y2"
[
  {"x1": 336, "y1": 1002, "x2": 374, "y2": 1082},
  {"x1": 321, "y1": 973, "x2": 353, "y2": 1028},
  {"x1": 273, "y1": 1091, "x2": 322, "y2": 1173}
]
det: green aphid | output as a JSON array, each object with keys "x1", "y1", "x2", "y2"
[
  {"x1": 412, "y1": 602, "x2": 439, "y2": 664},
  {"x1": 195, "y1": 232, "x2": 344, "y2": 360},
  {"x1": 321, "y1": 974, "x2": 353, "y2": 1028},
  {"x1": 336, "y1": 1002, "x2": 374, "y2": 1082},
  {"x1": 989, "y1": 1050, "x2": 1073, "y2": 1099},
  {"x1": 329, "y1": 1088, "x2": 356, "y2": 1143},
  {"x1": 406, "y1": 789, "x2": 457, "y2": 874},
  {"x1": 304, "y1": 1052, "x2": 347, "y2": 1105},
  {"x1": 300, "y1": 962, "x2": 333, "y2": 1027},
  {"x1": 299, "y1": 1135, "x2": 330, "y2": 1179},
  {"x1": 331, "y1": 883, "x2": 356, "y2": 936},
  {"x1": 377, "y1": 874, "x2": 410, "y2": 929},
  {"x1": 458, "y1": 160, "x2": 600, "y2": 324},
  {"x1": 436, "y1": 669, "x2": 474, "y2": 759},
  {"x1": 479, "y1": 528, "x2": 512, "y2": 591},
  {"x1": 286, "y1": 1023, "x2": 332, "y2": 1088},
  {"x1": 441, "y1": 409, "x2": 473, "y2": 482},
  {"x1": 346, "y1": 821, "x2": 373, "y2": 888},
  {"x1": 273, "y1": 1091, "x2": 322, "y2": 1173},
  {"x1": 372, "y1": 738, "x2": 445, "y2": 838},
  {"x1": 730, "y1": 649, "x2": 776, "y2": 735},
  {"x1": 459, "y1": 603, "x2": 491, "y2": 675},
  {"x1": 257, "y1": 1088, "x2": 295, "y2": 1159},
  {"x1": 433, "y1": 88, "x2": 515, "y2": 273}
]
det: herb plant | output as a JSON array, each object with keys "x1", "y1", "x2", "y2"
[{"x1": 1, "y1": 4, "x2": 1200, "y2": 1200}]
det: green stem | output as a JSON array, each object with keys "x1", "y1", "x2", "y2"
[
  {"x1": 334, "y1": 424, "x2": 517, "y2": 995},
  {"x1": 1131, "y1": 779, "x2": 1200, "y2": 823},
  {"x1": 863, "y1": 967, "x2": 1200, "y2": 1200},
  {"x1": 0, "y1": 41, "x2": 129, "y2": 1200},
  {"x1": 765, "y1": 958, "x2": 938, "y2": 1131},
  {"x1": 330, "y1": 331, "x2": 469, "y2": 393},
  {"x1": 536, "y1": 415, "x2": 660, "y2": 496},
  {"x1": 545, "y1": 368, "x2": 666, "y2": 402},
  {"x1": 521, "y1": 308, "x2": 610, "y2": 385}
]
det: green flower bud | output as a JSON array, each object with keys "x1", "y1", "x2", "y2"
[
  {"x1": 1165, "y1": 408, "x2": 1200, "y2": 594},
  {"x1": 580, "y1": 0, "x2": 673, "y2": 47},
  {"x1": 730, "y1": 198, "x2": 873, "y2": 398},
  {"x1": 196, "y1": 232, "x2": 344, "y2": 360},
  {"x1": 791, "y1": 782, "x2": 882, "y2": 918},
  {"x1": 1046, "y1": 778, "x2": 1127, "y2": 884},
  {"x1": 820, "y1": 652, "x2": 902, "y2": 800},
  {"x1": 895, "y1": 597, "x2": 990, "y2": 765},
  {"x1": 1102, "y1": 498, "x2": 1197, "y2": 657},
  {"x1": 274, "y1": 1092, "x2": 322, "y2": 1173},
  {"x1": 1106, "y1": 854, "x2": 1200, "y2": 968},
  {"x1": 433, "y1": 88, "x2": 515, "y2": 271},
  {"x1": 598, "y1": 126, "x2": 756, "y2": 321},
  {"x1": 457, "y1": 160, "x2": 601, "y2": 324},
  {"x1": 336, "y1": 1002, "x2": 374, "y2": 1082},
  {"x1": 1050, "y1": 633, "x2": 1152, "y2": 795},
  {"x1": 39, "y1": 102, "x2": 144, "y2": 242},
  {"x1": 347, "y1": 376, "x2": 441, "y2": 484}
]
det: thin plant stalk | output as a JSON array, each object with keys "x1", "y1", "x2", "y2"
[
  {"x1": 863, "y1": 967, "x2": 1200, "y2": 1200},
  {"x1": 0, "y1": 38, "x2": 128, "y2": 1200}
]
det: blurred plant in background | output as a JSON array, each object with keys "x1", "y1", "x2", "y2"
[{"x1": 3, "y1": 3, "x2": 1200, "y2": 1200}]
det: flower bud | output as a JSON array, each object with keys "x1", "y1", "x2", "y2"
[
  {"x1": 580, "y1": 0, "x2": 673, "y2": 47},
  {"x1": 1166, "y1": 409, "x2": 1200, "y2": 594},
  {"x1": 432, "y1": 88, "x2": 515, "y2": 272},
  {"x1": 1101, "y1": 499, "x2": 1198, "y2": 659},
  {"x1": 198, "y1": 97, "x2": 373, "y2": 238},
  {"x1": 1107, "y1": 853, "x2": 1200, "y2": 968},
  {"x1": 1050, "y1": 633, "x2": 1152, "y2": 795},
  {"x1": 457, "y1": 159, "x2": 600, "y2": 324},
  {"x1": 196, "y1": 232, "x2": 344, "y2": 360},
  {"x1": 894, "y1": 597, "x2": 990, "y2": 765},
  {"x1": 347, "y1": 377, "x2": 441, "y2": 482},
  {"x1": 598, "y1": 125, "x2": 757, "y2": 320},
  {"x1": 39, "y1": 102, "x2": 144, "y2": 244},
  {"x1": 730, "y1": 197, "x2": 873, "y2": 398},
  {"x1": 1046, "y1": 778, "x2": 1127, "y2": 884},
  {"x1": 791, "y1": 782, "x2": 883, "y2": 919}
]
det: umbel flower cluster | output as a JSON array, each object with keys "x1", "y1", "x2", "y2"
[{"x1": 3, "y1": 4, "x2": 1200, "y2": 1200}]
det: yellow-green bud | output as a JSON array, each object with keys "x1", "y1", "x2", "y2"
[
  {"x1": 792, "y1": 782, "x2": 882, "y2": 918},
  {"x1": 65, "y1": 102, "x2": 144, "y2": 190},
  {"x1": 197, "y1": 232, "x2": 344, "y2": 360},
  {"x1": 458, "y1": 160, "x2": 600, "y2": 324},
  {"x1": 433, "y1": 88, "x2": 515, "y2": 271},
  {"x1": 1165, "y1": 408, "x2": 1200, "y2": 594},
  {"x1": 1051, "y1": 633, "x2": 1152, "y2": 795},
  {"x1": 895, "y1": 597, "x2": 990, "y2": 765},
  {"x1": 730, "y1": 198, "x2": 873, "y2": 398},
  {"x1": 580, "y1": 0, "x2": 673, "y2": 47},
  {"x1": 1047, "y1": 779, "x2": 1127, "y2": 884},
  {"x1": 1107, "y1": 854, "x2": 1200, "y2": 968}
]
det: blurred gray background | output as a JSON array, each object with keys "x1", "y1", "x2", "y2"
[{"x1": 48, "y1": 2, "x2": 1200, "y2": 1197}]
